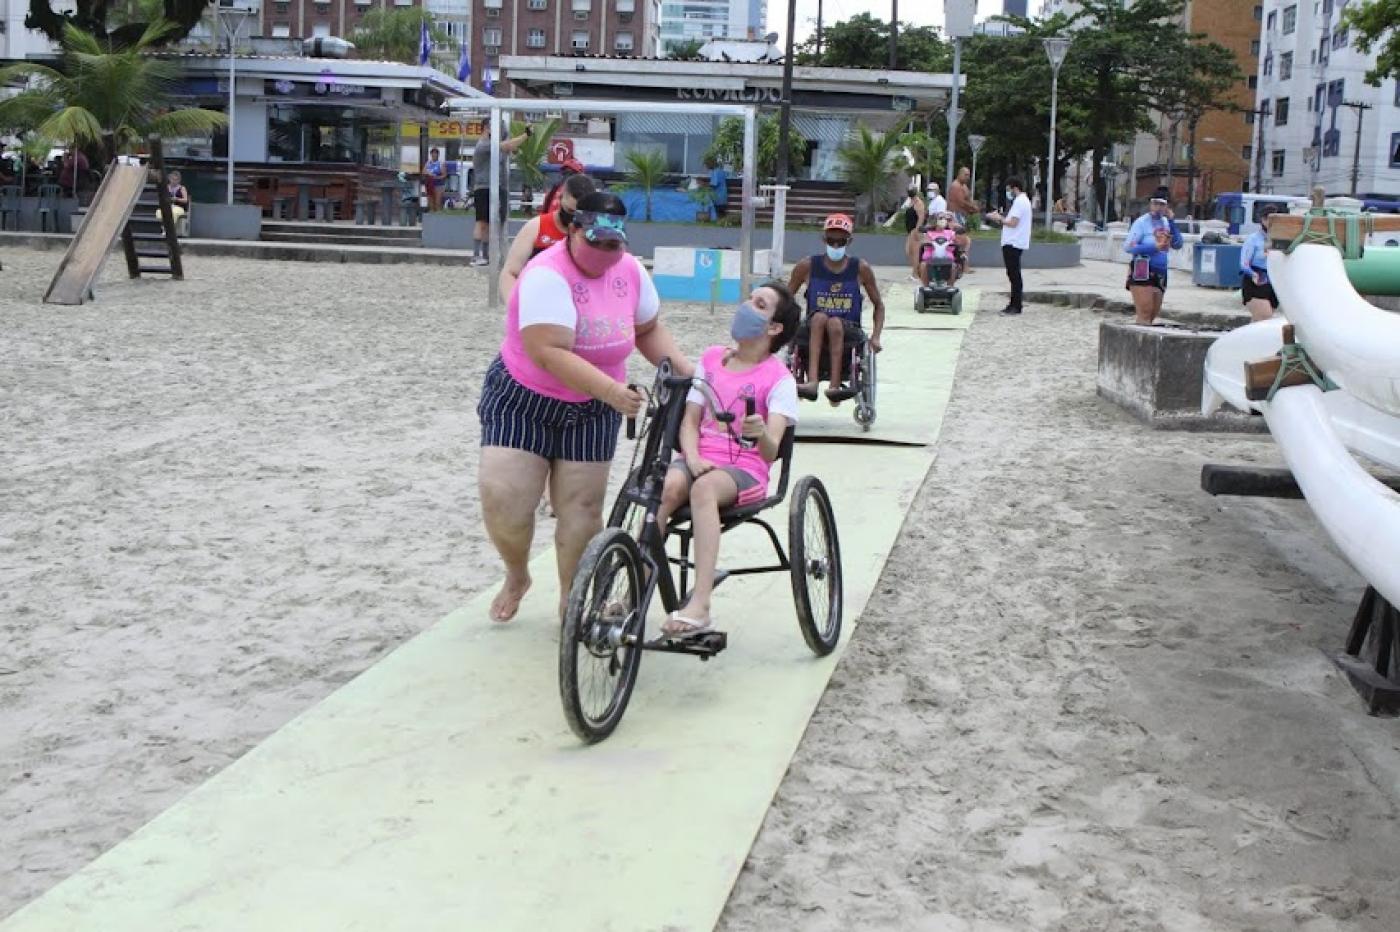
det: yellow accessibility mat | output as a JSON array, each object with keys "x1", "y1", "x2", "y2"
[
  {"x1": 4, "y1": 326, "x2": 972, "y2": 932},
  {"x1": 794, "y1": 322, "x2": 967, "y2": 446},
  {"x1": 879, "y1": 283, "x2": 982, "y2": 331}
]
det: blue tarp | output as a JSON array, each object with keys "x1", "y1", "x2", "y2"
[{"x1": 617, "y1": 188, "x2": 714, "y2": 223}]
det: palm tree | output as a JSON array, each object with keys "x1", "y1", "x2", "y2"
[
  {"x1": 510, "y1": 119, "x2": 559, "y2": 213},
  {"x1": 623, "y1": 149, "x2": 669, "y2": 222},
  {"x1": 837, "y1": 125, "x2": 899, "y2": 226},
  {"x1": 0, "y1": 21, "x2": 227, "y2": 162},
  {"x1": 353, "y1": 8, "x2": 452, "y2": 65}
]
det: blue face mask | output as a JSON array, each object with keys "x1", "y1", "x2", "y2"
[
  {"x1": 825, "y1": 244, "x2": 848, "y2": 262},
  {"x1": 730, "y1": 303, "x2": 771, "y2": 342}
]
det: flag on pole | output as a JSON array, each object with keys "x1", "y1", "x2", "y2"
[
  {"x1": 456, "y1": 37, "x2": 471, "y2": 83},
  {"x1": 418, "y1": 18, "x2": 433, "y2": 66}
]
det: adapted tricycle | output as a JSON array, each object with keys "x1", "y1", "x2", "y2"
[{"x1": 558, "y1": 358, "x2": 844, "y2": 743}]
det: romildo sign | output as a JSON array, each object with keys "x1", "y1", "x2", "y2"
[{"x1": 677, "y1": 87, "x2": 783, "y2": 103}]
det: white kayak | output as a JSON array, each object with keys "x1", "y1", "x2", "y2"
[
  {"x1": 1269, "y1": 244, "x2": 1400, "y2": 417},
  {"x1": 1202, "y1": 252, "x2": 1400, "y2": 608},
  {"x1": 1203, "y1": 319, "x2": 1400, "y2": 472}
]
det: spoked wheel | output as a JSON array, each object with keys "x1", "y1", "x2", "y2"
[
  {"x1": 559, "y1": 528, "x2": 646, "y2": 743},
  {"x1": 788, "y1": 476, "x2": 843, "y2": 656}
]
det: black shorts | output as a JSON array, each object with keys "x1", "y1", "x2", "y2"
[
  {"x1": 477, "y1": 356, "x2": 621, "y2": 462},
  {"x1": 1241, "y1": 274, "x2": 1279, "y2": 308},
  {"x1": 472, "y1": 188, "x2": 505, "y2": 221},
  {"x1": 796, "y1": 315, "x2": 864, "y2": 345},
  {"x1": 1126, "y1": 269, "x2": 1168, "y2": 293}
]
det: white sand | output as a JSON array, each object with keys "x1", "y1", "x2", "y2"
[
  {"x1": 720, "y1": 294, "x2": 1400, "y2": 930},
  {"x1": 4, "y1": 250, "x2": 1399, "y2": 928}
]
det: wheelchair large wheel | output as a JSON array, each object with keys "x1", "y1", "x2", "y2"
[
  {"x1": 853, "y1": 346, "x2": 877, "y2": 431},
  {"x1": 788, "y1": 476, "x2": 842, "y2": 656},
  {"x1": 560, "y1": 528, "x2": 646, "y2": 743}
]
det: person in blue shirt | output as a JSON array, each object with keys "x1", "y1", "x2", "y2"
[
  {"x1": 706, "y1": 157, "x2": 729, "y2": 217},
  {"x1": 1240, "y1": 207, "x2": 1280, "y2": 322},
  {"x1": 1123, "y1": 189, "x2": 1184, "y2": 324}
]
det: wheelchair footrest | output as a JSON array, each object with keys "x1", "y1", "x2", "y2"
[{"x1": 643, "y1": 630, "x2": 728, "y2": 660}]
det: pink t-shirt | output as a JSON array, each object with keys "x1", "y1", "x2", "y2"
[
  {"x1": 500, "y1": 242, "x2": 659, "y2": 403},
  {"x1": 687, "y1": 345, "x2": 799, "y2": 500},
  {"x1": 921, "y1": 229, "x2": 957, "y2": 262}
]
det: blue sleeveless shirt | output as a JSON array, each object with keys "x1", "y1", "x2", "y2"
[{"x1": 806, "y1": 255, "x2": 863, "y2": 324}]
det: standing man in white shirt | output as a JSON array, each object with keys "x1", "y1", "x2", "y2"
[
  {"x1": 985, "y1": 176, "x2": 1033, "y2": 316},
  {"x1": 926, "y1": 182, "x2": 948, "y2": 217}
]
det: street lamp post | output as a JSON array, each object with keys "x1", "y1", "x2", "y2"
[
  {"x1": 942, "y1": 1, "x2": 976, "y2": 195},
  {"x1": 968, "y1": 133, "x2": 986, "y2": 205},
  {"x1": 1043, "y1": 36, "x2": 1071, "y2": 229},
  {"x1": 215, "y1": 2, "x2": 255, "y2": 207}
]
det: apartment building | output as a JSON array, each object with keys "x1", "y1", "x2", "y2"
[
  {"x1": 468, "y1": 0, "x2": 661, "y2": 94},
  {"x1": 1254, "y1": 0, "x2": 1400, "y2": 197},
  {"x1": 1129, "y1": 0, "x2": 1260, "y2": 209},
  {"x1": 658, "y1": 0, "x2": 766, "y2": 55},
  {"x1": 0, "y1": 0, "x2": 66, "y2": 60}
]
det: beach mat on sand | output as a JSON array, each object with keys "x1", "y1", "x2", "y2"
[
  {"x1": 2, "y1": 328, "x2": 973, "y2": 932},
  {"x1": 794, "y1": 308, "x2": 968, "y2": 446}
]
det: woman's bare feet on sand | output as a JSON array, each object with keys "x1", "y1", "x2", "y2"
[{"x1": 490, "y1": 573, "x2": 531, "y2": 622}]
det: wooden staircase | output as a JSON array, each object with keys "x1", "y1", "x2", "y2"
[{"x1": 120, "y1": 137, "x2": 184, "y2": 281}]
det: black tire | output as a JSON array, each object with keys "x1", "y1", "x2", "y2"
[
  {"x1": 788, "y1": 476, "x2": 842, "y2": 656},
  {"x1": 559, "y1": 528, "x2": 646, "y2": 743}
]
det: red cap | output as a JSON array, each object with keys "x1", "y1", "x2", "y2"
[{"x1": 823, "y1": 213, "x2": 855, "y2": 234}]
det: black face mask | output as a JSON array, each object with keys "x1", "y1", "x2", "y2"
[{"x1": 557, "y1": 207, "x2": 575, "y2": 228}]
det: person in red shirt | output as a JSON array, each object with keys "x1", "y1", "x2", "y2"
[
  {"x1": 499, "y1": 173, "x2": 596, "y2": 298},
  {"x1": 542, "y1": 158, "x2": 585, "y2": 217}
]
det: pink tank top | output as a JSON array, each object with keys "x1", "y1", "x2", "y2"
[
  {"x1": 500, "y1": 242, "x2": 643, "y2": 403},
  {"x1": 695, "y1": 345, "x2": 793, "y2": 495}
]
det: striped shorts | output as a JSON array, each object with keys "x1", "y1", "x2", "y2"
[{"x1": 477, "y1": 356, "x2": 622, "y2": 463}]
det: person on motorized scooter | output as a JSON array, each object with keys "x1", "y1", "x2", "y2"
[
  {"x1": 919, "y1": 212, "x2": 962, "y2": 289},
  {"x1": 787, "y1": 213, "x2": 885, "y2": 404}
]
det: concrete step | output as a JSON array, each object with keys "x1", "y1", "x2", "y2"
[
  {"x1": 261, "y1": 220, "x2": 421, "y2": 240},
  {"x1": 260, "y1": 230, "x2": 426, "y2": 248}
]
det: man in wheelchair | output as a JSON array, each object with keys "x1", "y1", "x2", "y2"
[{"x1": 786, "y1": 213, "x2": 885, "y2": 404}]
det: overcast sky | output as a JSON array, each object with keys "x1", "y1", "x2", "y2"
[{"x1": 771, "y1": 1, "x2": 1013, "y2": 43}]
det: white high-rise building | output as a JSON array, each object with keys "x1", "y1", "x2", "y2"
[
  {"x1": 1254, "y1": 0, "x2": 1400, "y2": 198},
  {"x1": 660, "y1": 0, "x2": 766, "y2": 55},
  {"x1": 1, "y1": 0, "x2": 67, "y2": 61}
]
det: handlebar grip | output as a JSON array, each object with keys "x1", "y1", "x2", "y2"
[
  {"x1": 626, "y1": 384, "x2": 639, "y2": 439},
  {"x1": 740, "y1": 396, "x2": 757, "y2": 448}
]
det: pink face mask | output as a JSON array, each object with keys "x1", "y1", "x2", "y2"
[{"x1": 570, "y1": 238, "x2": 625, "y2": 278}]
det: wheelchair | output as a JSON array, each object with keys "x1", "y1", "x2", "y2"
[
  {"x1": 786, "y1": 317, "x2": 878, "y2": 431},
  {"x1": 915, "y1": 256, "x2": 964, "y2": 315},
  {"x1": 558, "y1": 358, "x2": 843, "y2": 744}
]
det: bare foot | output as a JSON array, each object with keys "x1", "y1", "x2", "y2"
[{"x1": 489, "y1": 573, "x2": 531, "y2": 623}]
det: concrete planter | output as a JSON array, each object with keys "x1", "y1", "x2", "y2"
[
  {"x1": 966, "y1": 238, "x2": 1082, "y2": 269},
  {"x1": 421, "y1": 212, "x2": 474, "y2": 250},
  {"x1": 1096, "y1": 319, "x2": 1263, "y2": 432},
  {"x1": 190, "y1": 203, "x2": 261, "y2": 241}
]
